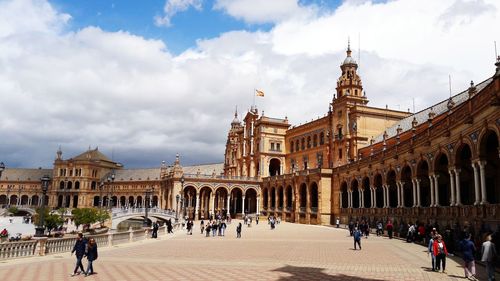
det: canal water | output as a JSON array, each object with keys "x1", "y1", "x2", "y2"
[{"x1": 0, "y1": 216, "x2": 35, "y2": 238}]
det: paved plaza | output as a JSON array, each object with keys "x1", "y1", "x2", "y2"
[{"x1": 0, "y1": 221, "x2": 494, "y2": 280}]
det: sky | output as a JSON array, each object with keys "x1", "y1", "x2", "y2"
[{"x1": 0, "y1": 0, "x2": 498, "y2": 169}]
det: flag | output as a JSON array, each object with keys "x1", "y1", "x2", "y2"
[{"x1": 255, "y1": 89, "x2": 265, "y2": 97}]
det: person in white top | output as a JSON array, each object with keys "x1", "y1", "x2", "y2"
[{"x1": 481, "y1": 234, "x2": 497, "y2": 281}]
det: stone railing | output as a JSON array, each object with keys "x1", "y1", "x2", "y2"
[
  {"x1": 0, "y1": 240, "x2": 38, "y2": 259},
  {"x1": 0, "y1": 224, "x2": 176, "y2": 260}
]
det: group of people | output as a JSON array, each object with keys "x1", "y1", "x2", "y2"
[
  {"x1": 268, "y1": 215, "x2": 280, "y2": 229},
  {"x1": 199, "y1": 219, "x2": 228, "y2": 237},
  {"x1": 70, "y1": 233, "x2": 98, "y2": 277}
]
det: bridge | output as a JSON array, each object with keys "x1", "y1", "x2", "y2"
[
  {"x1": 0, "y1": 205, "x2": 37, "y2": 216},
  {"x1": 111, "y1": 207, "x2": 177, "y2": 229}
]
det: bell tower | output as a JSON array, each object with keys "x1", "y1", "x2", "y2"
[{"x1": 334, "y1": 39, "x2": 367, "y2": 105}]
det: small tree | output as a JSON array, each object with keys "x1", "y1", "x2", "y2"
[
  {"x1": 72, "y1": 208, "x2": 98, "y2": 231},
  {"x1": 45, "y1": 214, "x2": 64, "y2": 236},
  {"x1": 96, "y1": 209, "x2": 110, "y2": 228},
  {"x1": 57, "y1": 208, "x2": 67, "y2": 222},
  {"x1": 8, "y1": 206, "x2": 18, "y2": 215},
  {"x1": 33, "y1": 207, "x2": 49, "y2": 226}
]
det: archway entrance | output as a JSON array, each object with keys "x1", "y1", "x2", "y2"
[
  {"x1": 456, "y1": 144, "x2": 474, "y2": 205},
  {"x1": 230, "y1": 188, "x2": 243, "y2": 218},
  {"x1": 269, "y1": 158, "x2": 281, "y2": 176},
  {"x1": 245, "y1": 188, "x2": 257, "y2": 214},
  {"x1": 480, "y1": 130, "x2": 500, "y2": 203}
]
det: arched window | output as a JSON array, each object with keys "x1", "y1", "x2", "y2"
[
  {"x1": 320, "y1": 132, "x2": 325, "y2": 145},
  {"x1": 307, "y1": 136, "x2": 311, "y2": 148},
  {"x1": 313, "y1": 135, "x2": 318, "y2": 147},
  {"x1": 301, "y1": 138, "x2": 305, "y2": 150},
  {"x1": 67, "y1": 181, "x2": 72, "y2": 189},
  {"x1": 59, "y1": 181, "x2": 65, "y2": 189},
  {"x1": 295, "y1": 140, "x2": 299, "y2": 152},
  {"x1": 91, "y1": 181, "x2": 97, "y2": 190},
  {"x1": 290, "y1": 141, "x2": 294, "y2": 153},
  {"x1": 75, "y1": 181, "x2": 80, "y2": 189}
]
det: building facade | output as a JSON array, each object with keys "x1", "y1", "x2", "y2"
[{"x1": 1, "y1": 46, "x2": 499, "y2": 232}]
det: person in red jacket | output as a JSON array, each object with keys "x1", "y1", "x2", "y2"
[{"x1": 433, "y1": 234, "x2": 449, "y2": 273}]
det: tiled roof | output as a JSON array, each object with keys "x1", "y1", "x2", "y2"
[
  {"x1": 113, "y1": 168, "x2": 162, "y2": 182},
  {"x1": 183, "y1": 163, "x2": 224, "y2": 176},
  {"x1": 72, "y1": 148, "x2": 114, "y2": 163},
  {"x1": 0, "y1": 168, "x2": 52, "y2": 182},
  {"x1": 374, "y1": 78, "x2": 493, "y2": 142}
]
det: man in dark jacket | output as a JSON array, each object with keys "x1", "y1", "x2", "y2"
[{"x1": 71, "y1": 233, "x2": 86, "y2": 276}]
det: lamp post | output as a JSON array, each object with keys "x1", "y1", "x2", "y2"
[
  {"x1": 35, "y1": 175, "x2": 51, "y2": 237},
  {"x1": 99, "y1": 181, "x2": 104, "y2": 208},
  {"x1": 107, "y1": 173, "x2": 115, "y2": 210},
  {"x1": 143, "y1": 186, "x2": 153, "y2": 227},
  {"x1": 6, "y1": 185, "x2": 12, "y2": 208},
  {"x1": 180, "y1": 176, "x2": 185, "y2": 219},
  {"x1": 175, "y1": 194, "x2": 180, "y2": 222}
]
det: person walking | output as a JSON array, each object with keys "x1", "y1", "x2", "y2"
[
  {"x1": 336, "y1": 218, "x2": 340, "y2": 228},
  {"x1": 386, "y1": 220, "x2": 394, "y2": 239},
  {"x1": 353, "y1": 227, "x2": 362, "y2": 250},
  {"x1": 428, "y1": 233, "x2": 437, "y2": 271},
  {"x1": 236, "y1": 222, "x2": 242, "y2": 238},
  {"x1": 84, "y1": 238, "x2": 98, "y2": 276},
  {"x1": 200, "y1": 220, "x2": 205, "y2": 234},
  {"x1": 152, "y1": 222, "x2": 159, "y2": 238},
  {"x1": 220, "y1": 220, "x2": 227, "y2": 236},
  {"x1": 70, "y1": 233, "x2": 86, "y2": 276},
  {"x1": 481, "y1": 234, "x2": 497, "y2": 281},
  {"x1": 461, "y1": 233, "x2": 477, "y2": 280},
  {"x1": 433, "y1": 234, "x2": 448, "y2": 273}
]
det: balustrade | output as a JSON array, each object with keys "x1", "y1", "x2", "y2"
[{"x1": 0, "y1": 241, "x2": 37, "y2": 259}]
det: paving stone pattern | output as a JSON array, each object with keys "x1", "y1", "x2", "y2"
[{"x1": 0, "y1": 222, "x2": 493, "y2": 280}]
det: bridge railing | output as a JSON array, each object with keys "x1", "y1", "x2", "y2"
[
  {"x1": 0, "y1": 240, "x2": 38, "y2": 259},
  {"x1": 111, "y1": 207, "x2": 176, "y2": 218}
]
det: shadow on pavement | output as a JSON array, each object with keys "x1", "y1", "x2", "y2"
[{"x1": 272, "y1": 265, "x2": 384, "y2": 281}]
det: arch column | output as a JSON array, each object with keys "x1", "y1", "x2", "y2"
[
  {"x1": 359, "y1": 188, "x2": 364, "y2": 208},
  {"x1": 416, "y1": 179, "x2": 421, "y2": 207},
  {"x1": 348, "y1": 190, "x2": 352, "y2": 208},
  {"x1": 339, "y1": 191, "x2": 343, "y2": 208},
  {"x1": 226, "y1": 195, "x2": 231, "y2": 216},
  {"x1": 433, "y1": 175, "x2": 440, "y2": 207},
  {"x1": 371, "y1": 187, "x2": 376, "y2": 208},
  {"x1": 400, "y1": 182, "x2": 405, "y2": 207},
  {"x1": 210, "y1": 193, "x2": 215, "y2": 215},
  {"x1": 479, "y1": 161, "x2": 488, "y2": 204},
  {"x1": 472, "y1": 162, "x2": 480, "y2": 205},
  {"x1": 429, "y1": 175, "x2": 435, "y2": 207},
  {"x1": 195, "y1": 192, "x2": 200, "y2": 219},
  {"x1": 306, "y1": 187, "x2": 311, "y2": 224},
  {"x1": 449, "y1": 169, "x2": 456, "y2": 206},
  {"x1": 454, "y1": 169, "x2": 461, "y2": 205},
  {"x1": 411, "y1": 179, "x2": 416, "y2": 207},
  {"x1": 241, "y1": 195, "x2": 246, "y2": 215},
  {"x1": 256, "y1": 195, "x2": 260, "y2": 216},
  {"x1": 396, "y1": 182, "x2": 401, "y2": 207},
  {"x1": 384, "y1": 185, "x2": 389, "y2": 208}
]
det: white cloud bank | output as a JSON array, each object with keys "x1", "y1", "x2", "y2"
[
  {"x1": 0, "y1": 0, "x2": 499, "y2": 168},
  {"x1": 154, "y1": 0, "x2": 203, "y2": 27}
]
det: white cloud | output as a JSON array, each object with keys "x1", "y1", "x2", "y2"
[
  {"x1": 213, "y1": 0, "x2": 316, "y2": 24},
  {"x1": 0, "y1": 0, "x2": 499, "y2": 168},
  {"x1": 155, "y1": 0, "x2": 203, "y2": 27}
]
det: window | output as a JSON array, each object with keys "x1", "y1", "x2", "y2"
[
  {"x1": 339, "y1": 149, "x2": 343, "y2": 159},
  {"x1": 320, "y1": 132, "x2": 325, "y2": 145},
  {"x1": 271, "y1": 143, "x2": 275, "y2": 151},
  {"x1": 338, "y1": 127, "x2": 343, "y2": 139},
  {"x1": 290, "y1": 141, "x2": 294, "y2": 153},
  {"x1": 307, "y1": 136, "x2": 311, "y2": 148},
  {"x1": 313, "y1": 135, "x2": 318, "y2": 147},
  {"x1": 301, "y1": 138, "x2": 305, "y2": 150},
  {"x1": 91, "y1": 181, "x2": 97, "y2": 190},
  {"x1": 276, "y1": 143, "x2": 281, "y2": 151},
  {"x1": 69, "y1": 169, "x2": 73, "y2": 177},
  {"x1": 295, "y1": 140, "x2": 299, "y2": 152}
]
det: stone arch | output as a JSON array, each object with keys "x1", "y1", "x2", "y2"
[
  {"x1": 262, "y1": 187, "x2": 269, "y2": 209},
  {"x1": 75, "y1": 181, "x2": 80, "y2": 189},
  {"x1": 401, "y1": 165, "x2": 413, "y2": 207},
  {"x1": 59, "y1": 181, "x2": 65, "y2": 189},
  {"x1": 286, "y1": 185, "x2": 293, "y2": 209},
  {"x1": 128, "y1": 196, "x2": 134, "y2": 207},
  {"x1": 0, "y1": 194, "x2": 7, "y2": 206},
  {"x1": 341, "y1": 181, "x2": 348, "y2": 208},
  {"x1": 199, "y1": 186, "x2": 213, "y2": 219},
  {"x1": 278, "y1": 186, "x2": 284, "y2": 209},
  {"x1": 310, "y1": 182, "x2": 318, "y2": 210},
  {"x1": 67, "y1": 181, "x2": 72, "y2": 190},
  {"x1": 230, "y1": 186, "x2": 243, "y2": 217},
  {"x1": 299, "y1": 183, "x2": 307, "y2": 210},
  {"x1": 417, "y1": 160, "x2": 431, "y2": 207},
  {"x1": 434, "y1": 153, "x2": 451, "y2": 206},
  {"x1": 214, "y1": 186, "x2": 229, "y2": 215},
  {"x1": 93, "y1": 196, "x2": 100, "y2": 207},
  {"x1": 183, "y1": 185, "x2": 197, "y2": 219},
  {"x1": 479, "y1": 129, "x2": 500, "y2": 203},
  {"x1": 270, "y1": 186, "x2": 276, "y2": 208},
  {"x1": 245, "y1": 188, "x2": 257, "y2": 214},
  {"x1": 20, "y1": 195, "x2": 29, "y2": 205},
  {"x1": 387, "y1": 170, "x2": 397, "y2": 208},
  {"x1": 351, "y1": 179, "x2": 360, "y2": 208},
  {"x1": 456, "y1": 143, "x2": 475, "y2": 205},
  {"x1": 73, "y1": 195, "x2": 79, "y2": 208},
  {"x1": 269, "y1": 158, "x2": 281, "y2": 176},
  {"x1": 374, "y1": 174, "x2": 384, "y2": 208},
  {"x1": 136, "y1": 196, "x2": 143, "y2": 207},
  {"x1": 9, "y1": 195, "x2": 17, "y2": 206},
  {"x1": 31, "y1": 195, "x2": 39, "y2": 206},
  {"x1": 120, "y1": 196, "x2": 126, "y2": 207},
  {"x1": 362, "y1": 176, "x2": 370, "y2": 208}
]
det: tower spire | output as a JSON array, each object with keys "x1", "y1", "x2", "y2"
[{"x1": 347, "y1": 37, "x2": 352, "y2": 56}]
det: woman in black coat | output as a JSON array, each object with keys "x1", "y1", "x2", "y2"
[{"x1": 85, "y1": 238, "x2": 98, "y2": 276}]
